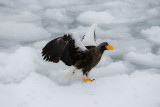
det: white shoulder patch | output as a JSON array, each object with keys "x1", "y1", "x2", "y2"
[{"x1": 70, "y1": 32, "x2": 87, "y2": 51}]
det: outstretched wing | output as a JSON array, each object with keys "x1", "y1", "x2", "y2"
[
  {"x1": 82, "y1": 23, "x2": 97, "y2": 46},
  {"x1": 42, "y1": 33, "x2": 88, "y2": 66}
]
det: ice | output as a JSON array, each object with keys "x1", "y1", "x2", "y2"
[
  {"x1": 96, "y1": 26, "x2": 132, "y2": 39},
  {"x1": 106, "y1": 38, "x2": 152, "y2": 59},
  {"x1": 141, "y1": 26, "x2": 160, "y2": 45},
  {"x1": 0, "y1": 47, "x2": 35, "y2": 83},
  {"x1": 124, "y1": 52, "x2": 160, "y2": 69},
  {"x1": 90, "y1": 61, "x2": 135, "y2": 78},
  {"x1": 0, "y1": 12, "x2": 41, "y2": 25},
  {"x1": 0, "y1": 47, "x2": 37, "y2": 83},
  {"x1": 158, "y1": 48, "x2": 160, "y2": 55},
  {"x1": 77, "y1": 11, "x2": 117, "y2": 25},
  {"x1": 0, "y1": 0, "x2": 160, "y2": 107},
  {"x1": 0, "y1": 22, "x2": 50, "y2": 42},
  {"x1": 39, "y1": 0, "x2": 85, "y2": 8},
  {"x1": 45, "y1": 9, "x2": 73, "y2": 24}
]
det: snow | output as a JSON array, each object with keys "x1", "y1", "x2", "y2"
[
  {"x1": 0, "y1": 22, "x2": 50, "y2": 42},
  {"x1": 0, "y1": 47, "x2": 38, "y2": 84},
  {"x1": 124, "y1": 52, "x2": 160, "y2": 69},
  {"x1": 0, "y1": 72, "x2": 160, "y2": 107},
  {"x1": 141, "y1": 26, "x2": 160, "y2": 45},
  {"x1": 45, "y1": 9, "x2": 73, "y2": 24},
  {"x1": 90, "y1": 61, "x2": 135, "y2": 78},
  {"x1": 0, "y1": 0, "x2": 160, "y2": 107},
  {"x1": 77, "y1": 11, "x2": 117, "y2": 25},
  {"x1": 0, "y1": 12, "x2": 41, "y2": 24}
]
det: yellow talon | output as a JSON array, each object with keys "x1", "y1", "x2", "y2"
[{"x1": 82, "y1": 78, "x2": 95, "y2": 83}]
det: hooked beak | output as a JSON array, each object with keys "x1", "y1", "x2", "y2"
[{"x1": 106, "y1": 45, "x2": 113, "y2": 50}]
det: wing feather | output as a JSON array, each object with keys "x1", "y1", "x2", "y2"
[
  {"x1": 42, "y1": 33, "x2": 87, "y2": 66},
  {"x1": 82, "y1": 23, "x2": 97, "y2": 46}
]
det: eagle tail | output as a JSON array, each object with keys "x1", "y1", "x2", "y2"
[{"x1": 60, "y1": 66, "x2": 76, "y2": 82}]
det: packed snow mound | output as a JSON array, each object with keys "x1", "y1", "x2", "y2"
[
  {"x1": 0, "y1": 72, "x2": 160, "y2": 107},
  {"x1": 0, "y1": 45, "x2": 67, "y2": 84},
  {"x1": 0, "y1": 47, "x2": 37, "y2": 83},
  {"x1": 106, "y1": 38, "x2": 151, "y2": 59},
  {"x1": 96, "y1": 26, "x2": 132, "y2": 39},
  {"x1": 124, "y1": 52, "x2": 160, "y2": 69},
  {"x1": 0, "y1": 12, "x2": 41, "y2": 25},
  {"x1": 141, "y1": 26, "x2": 160, "y2": 45},
  {"x1": 90, "y1": 61, "x2": 135, "y2": 78},
  {"x1": 77, "y1": 11, "x2": 117, "y2": 25},
  {"x1": 45, "y1": 9, "x2": 73, "y2": 24},
  {"x1": 0, "y1": 22, "x2": 50, "y2": 42}
]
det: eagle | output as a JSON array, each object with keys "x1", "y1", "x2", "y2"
[{"x1": 42, "y1": 24, "x2": 113, "y2": 83}]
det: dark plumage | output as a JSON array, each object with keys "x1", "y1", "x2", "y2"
[
  {"x1": 42, "y1": 34, "x2": 113, "y2": 82},
  {"x1": 42, "y1": 24, "x2": 113, "y2": 82}
]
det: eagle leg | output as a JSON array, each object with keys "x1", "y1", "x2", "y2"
[
  {"x1": 83, "y1": 73, "x2": 95, "y2": 83},
  {"x1": 82, "y1": 78, "x2": 95, "y2": 83},
  {"x1": 82, "y1": 71, "x2": 95, "y2": 83}
]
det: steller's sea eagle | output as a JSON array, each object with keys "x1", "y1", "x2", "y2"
[{"x1": 42, "y1": 24, "x2": 113, "y2": 83}]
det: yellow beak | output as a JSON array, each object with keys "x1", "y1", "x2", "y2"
[{"x1": 106, "y1": 45, "x2": 113, "y2": 50}]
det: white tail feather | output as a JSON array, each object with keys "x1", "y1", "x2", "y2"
[{"x1": 60, "y1": 66, "x2": 76, "y2": 82}]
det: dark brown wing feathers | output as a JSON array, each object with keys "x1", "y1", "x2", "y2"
[
  {"x1": 42, "y1": 37, "x2": 66, "y2": 62},
  {"x1": 42, "y1": 34, "x2": 86, "y2": 66},
  {"x1": 42, "y1": 33, "x2": 105, "y2": 75}
]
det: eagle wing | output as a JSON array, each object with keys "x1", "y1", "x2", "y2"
[
  {"x1": 42, "y1": 33, "x2": 88, "y2": 66},
  {"x1": 82, "y1": 23, "x2": 97, "y2": 46}
]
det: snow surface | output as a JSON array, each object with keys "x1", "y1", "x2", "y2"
[
  {"x1": 141, "y1": 26, "x2": 160, "y2": 45},
  {"x1": 0, "y1": 0, "x2": 160, "y2": 107}
]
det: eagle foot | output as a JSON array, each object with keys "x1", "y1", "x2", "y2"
[{"x1": 82, "y1": 78, "x2": 95, "y2": 83}]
